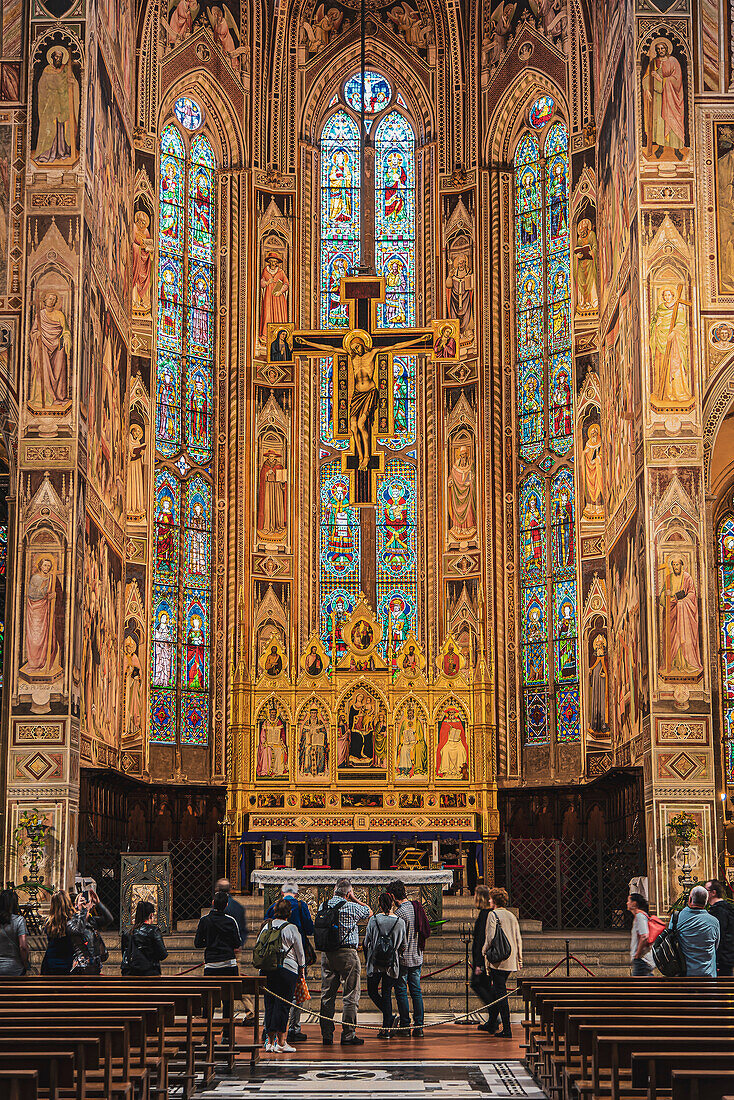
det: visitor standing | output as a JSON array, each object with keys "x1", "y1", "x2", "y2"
[
  {"x1": 389, "y1": 879, "x2": 428, "y2": 1038},
  {"x1": 672, "y1": 885, "x2": 720, "y2": 976},
  {"x1": 316, "y1": 877, "x2": 372, "y2": 1045},
  {"x1": 41, "y1": 889, "x2": 74, "y2": 975},
  {"x1": 706, "y1": 879, "x2": 734, "y2": 976},
  {"x1": 68, "y1": 888, "x2": 113, "y2": 974},
  {"x1": 195, "y1": 888, "x2": 243, "y2": 1040},
  {"x1": 266, "y1": 881, "x2": 315, "y2": 1042},
  {"x1": 216, "y1": 878, "x2": 254, "y2": 1020},
  {"x1": 482, "y1": 887, "x2": 522, "y2": 1039},
  {"x1": 0, "y1": 888, "x2": 28, "y2": 976},
  {"x1": 471, "y1": 885, "x2": 494, "y2": 1028},
  {"x1": 255, "y1": 896, "x2": 305, "y2": 1053},
  {"x1": 121, "y1": 900, "x2": 169, "y2": 976},
  {"x1": 363, "y1": 892, "x2": 407, "y2": 1038},
  {"x1": 627, "y1": 892, "x2": 654, "y2": 977}
]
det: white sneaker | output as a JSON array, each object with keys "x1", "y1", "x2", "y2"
[
  {"x1": 275, "y1": 1042, "x2": 296, "y2": 1053},
  {"x1": 264, "y1": 1040, "x2": 274, "y2": 1052}
]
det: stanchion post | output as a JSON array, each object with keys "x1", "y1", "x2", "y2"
[
  {"x1": 565, "y1": 939, "x2": 570, "y2": 977},
  {"x1": 459, "y1": 921, "x2": 472, "y2": 1025}
]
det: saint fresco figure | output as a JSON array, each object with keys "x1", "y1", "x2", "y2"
[
  {"x1": 259, "y1": 252, "x2": 289, "y2": 339},
  {"x1": 580, "y1": 422, "x2": 604, "y2": 521},
  {"x1": 523, "y1": 492, "x2": 543, "y2": 568},
  {"x1": 29, "y1": 292, "x2": 71, "y2": 410},
  {"x1": 447, "y1": 443, "x2": 477, "y2": 544},
  {"x1": 716, "y1": 127, "x2": 734, "y2": 292},
  {"x1": 649, "y1": 286, "x2": 692, "y2": 410},
  {"x1": 256, "y1": 703, "x2": 288, "y2": 778},
  {"x1": 299, "y1": 705, "x2": 328, "y2": 777},
  {"x1": 396, "y1": 705, "x2": 419, "y2": 777},
  {"x1": 127, "y1": 423, "x2": 147, "y2": 520},
  {"x1": 659, "y1": 556, "x2": 702, "y2": 677},
  {"x1": 555, "y1": 488, "x2": 574, "y2": 567},
  {"x1": 436, "y1": 706, "x2": 468, "y2": 779},
  {"x1": 263, "y1": 644, "x2": 283, "y2": 676},
  {"x1": 445, "y1": 252, "x2": 474, "y2": 337},
  {"x1": 305, "y1": 645, "x2": 323, "y2": 676},
  {"x1": 588, "y1": 632, "x2": 608, "y2": 734},
  {"x1": 188, "y1": 500, "x2": 207, "y2": 574},
  {"x1": 573, "y1": 217, "x2": 598, "y2": 312},
  {"x1": 132, "y1": 209, "x2": 154, "y2": 314},
  {"x1": 269, "y1": 328, "x2": 292, "y2": 363},
  {"x1": 33, "y1": 46, "x2": 80, "y2": 165},
  {"x1": 21, "y1": 555, "x2": 62, "y2": 678},
  {"x1": 161, "y1": 0, "x2": 198, "y2": 48},
  {"x1": 433, "y1": 324, "x2": 457, "y2": 360},
  {"x1": 643, "y1": 37, "x2": 686, "y2": 160},
  {"x1": 155, "y1": 496, "x2": 175, "y2": 575},
  {"x1": 347, "y1": 690, "x2": 377, "y2": 765},
  {"x1": 257, "y1": 448, "x2": 287, "y2": 541},
  {"x1": 442, "y1": 642, "x2": 461, "y2": 677},
  {"x1": 123, "y1": 632, "x2": 143, "y2": 739},
  {"x1": 189, "y1": 375, "x2": 207, "y2": 446}
]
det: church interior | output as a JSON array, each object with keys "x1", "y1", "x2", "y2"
[{"x1": 0, "y1": 0, "x2": 732, "y2": 937}]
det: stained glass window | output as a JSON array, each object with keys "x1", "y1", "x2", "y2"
[
  {"x1": 717, "y1": 503, "x2": 734, "y2": 782},
  {"x1": 320, "y1": 110, "x2": 360, "y2": 328},
  {"x1": 151, "y1": 121, "x2": 216, "y2": 745},
  {"x1": 514, "y1": 106, "x2": 579, "y2": 745},
  {"x1": 318, "y1": 83, "x2": 419, "y2": 660}
]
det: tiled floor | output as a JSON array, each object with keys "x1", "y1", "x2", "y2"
[{"x1": 195, "y1": 1060, "x2": 546, "y2": 1097}]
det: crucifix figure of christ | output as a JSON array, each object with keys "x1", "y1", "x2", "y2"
[{"x1": 294, "y1": 274, "x2": 436, "y2": 506}]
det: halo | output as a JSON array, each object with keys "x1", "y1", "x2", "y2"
[
  {"x1": 343, "y1": 328, "x2": 372, "y2": 353},
  {"x1": 649, "y1": 36, "x2": 672, "y2": 58},
  {"x1": 46, "y1": 45, "x2": 69, "y2": 66}
]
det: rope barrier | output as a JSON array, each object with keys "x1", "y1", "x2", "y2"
[{"x1": 232, "y1": 948, "x2": 598, "y2": 1034}]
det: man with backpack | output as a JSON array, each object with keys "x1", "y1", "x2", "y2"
[
  {"x1": 389, "y1": 879, "x2": 430, "y2": 1038},
  {"x1": 668, "y1": 884, "x2": 719, "y2": 976},
  {"x1": 363, "y1": 892, "x2": 407, "y2": 1038},
  {"x1": 314, "y1": 877, "x2": 372, "y2": 1045}
]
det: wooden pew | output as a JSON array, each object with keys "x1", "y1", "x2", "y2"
[
  {"x1": 0, "y1": 1070, "x2": 38, "y2": 1100},
  {"x1": 0, "y1": 1051, "x2": 75, "y2": 1100},
  {"x1": 632, "y1": 1051, "x2": 734, "y2": 1100},
  {"x1": 672, "y1": 1069, "x2": 734, "y2": 1100}
]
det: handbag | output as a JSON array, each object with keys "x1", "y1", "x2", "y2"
[
  {"x1": 486, "y1": 914, "x2": 513, "y2": 966},
  {"x1": 303, "y1": 937, "x2": 317, "y2": 967},
  {"x1": 294, "y1": 974, "x2": 311, "y2": 1005},
  {"x1": 652, "y1": 908, "x2": 686, "y2": 977}
]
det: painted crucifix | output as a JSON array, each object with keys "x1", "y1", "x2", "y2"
[{"x1": 293, "y1": 273, "x2": 453, "y2": 506}]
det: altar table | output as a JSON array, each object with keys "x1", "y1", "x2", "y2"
[{"x1": 250, "y1": 867, "x2": 454, "y2": 922}]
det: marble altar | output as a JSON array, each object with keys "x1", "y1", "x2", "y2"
[{"x1": 251, "y1": 867, "x2": 454, "y2": 921}]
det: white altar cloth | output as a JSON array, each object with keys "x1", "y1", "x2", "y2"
[{"x1": 251, "y1": 867, "x2": 454, "y2": 890}]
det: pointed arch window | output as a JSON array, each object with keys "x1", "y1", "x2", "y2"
[
  {"x1": 318, "y1": 78, "x2": 418, "y2": 658},
  {"x1": 716, "y1": 498, "x2": 734, "y2": 782},
  {"x1": 150, "y1": 113, "x2": 216, "y2": 745},
  {"x1": 514, "y1": 102, "x2": 579, "y2": 746}
]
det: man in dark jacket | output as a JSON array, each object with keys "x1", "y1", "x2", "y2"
[
  {"x1": 216, "y1": 878, "x2": 255, "y2": 1021},
  {"x1": 265, "y1": 881, "x2": 315, "y2": 1042},
  {"x1": 195, "y1": 889, "x2": 242, "y2": 1039},
  {"x1": 706, "y1": 879, "x2": 734, "y2": 976},
  {"x1": 471, "y1": 885, "x2": 494, "y2": 1029}
]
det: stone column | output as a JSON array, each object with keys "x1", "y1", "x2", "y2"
[
  {"x1": 368, "y1": 846, "x2": 382, "y2": 871},
  {"x1": 338, "y1": 845, "x2": 353, "y2": 870}
]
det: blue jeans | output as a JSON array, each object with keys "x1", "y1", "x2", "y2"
[
  {"x1": 631, "y1": 957, "x2": 653, "y2": 977},
  {"x1": 395, "y1": 964, "x2": 424, "y2": 1028}
]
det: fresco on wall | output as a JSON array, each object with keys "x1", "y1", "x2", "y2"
[
  {"x1": 640, "y1": 29, "x2": 690, "y2": 167},
  {"x1": 94, "y1": 48, "x2": 132, "y2": 310},
  {"x1": 30, "y1": 34, "x2": 82, "y2": 170},
  {"x1": 714, "y1": 124, "x2": 734, "y2": 295},
  {"x1": 85, "y1": 279, "x2": 128, "y2": 523},
  {"x1": 597, "y1": 47, "x2": 632, "y2": 306},
  {"x1": 82, "y1": 517, "x2": 123, "y2": 748},
  {"x1": 337, "y1": 684, "x2": 388, "y2": 773},
  {"x1": 255, "y1": 698, "x2": 289, "y2": 779},
  {"x1": 297, "y1": 700, "x2": 329, "y2": 779},
  {"x1": 608, "y1": 495, "x2": 649, "y2": 746},
  {"x1": 600, "y1": 281, "x2": 636, "y2": 520},
  {"x1": 395, "y1": 697, "x2": 428, "y2": 779}
]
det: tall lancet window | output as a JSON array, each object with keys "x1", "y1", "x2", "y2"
[
  {"x1": 514, "y1": 96, "x2": 580, "y2": 746},
  {"x1": 317, "y1": 73, "x2": 418, "y2": 660},
  {"x1": 716, "y1": 496, "x2": 734, "y2": 783},
  {"x1": 150, "y1": 103, "x2": 216, "y2": 746}
]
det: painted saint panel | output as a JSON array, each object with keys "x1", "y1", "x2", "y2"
[
  {"x1": 297, "y1": 701, "x2": 330, "y2": 780},
  {"x1": 395, "y1": 698, "x2": 429, "y2": 780},
  {"x1": 255, "y1": 700, "x2": 289, "y2": 779},
  {"x1": 436, "y1": 701, "x2": 469, "y2": 780},
  {"x1": 337, "y1": 685, "x2": 387, "y2": 773}
]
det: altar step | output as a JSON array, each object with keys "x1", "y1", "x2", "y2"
[{"x1": 104, "y1": 892, "x2": 631, "y2": 1012}]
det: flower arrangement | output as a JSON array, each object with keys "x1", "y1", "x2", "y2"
[{"x1": 667, "y1": 812, "x2": 699, "y2": 845}]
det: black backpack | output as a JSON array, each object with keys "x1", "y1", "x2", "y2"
[
  {"x1": 121, "y1": 931, "x2": 149, "y2": 975},
  {"x1": 372, "y1": 916, "x2": 399, "y2": 972},
  {"x1": 485, "y1": 914, "x2": 513, "y2": 966},
  {"x1": 314, "y1": 898, "x2": 346, "y2": 951},
  {"x1": 652, "y1": 908, "x2": 687, "y2": 977}
]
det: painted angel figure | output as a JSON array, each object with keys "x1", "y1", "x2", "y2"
[
  {"x1": 207, "y1": 4, "x2": 248, "y2": 68},
  {"x1": 387, "y1": 2, "x2": 433, "y2": 49},
  {"x1": 301, "y1": 5, "x2": 346, "y2": 55},
  {"x1": 161, "y1": 0, "x2": 199, "y2": 49}
]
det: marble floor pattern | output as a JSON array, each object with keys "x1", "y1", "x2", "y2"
[{"x1": 193, "y1": 1060, "x2": 547, "y2": 1097}]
